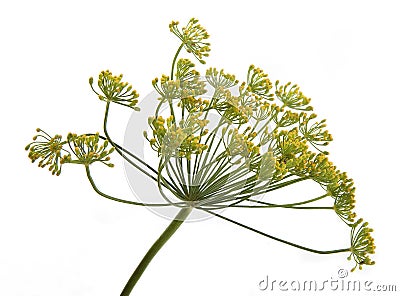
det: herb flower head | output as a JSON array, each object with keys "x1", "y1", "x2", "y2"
[
  {"x1": 169, "y1": 18, "x2": 211, "y2": 64},
  {"x1": 90, "y1": 70, "x2": 140, "y2": 110},
  {"x1": 25, "y1": 18, "x2": 376, "y2": 296},
  {"x1": 25, "y1": 128, "x2": 69, "y2": 176},
  {"x1": 66, "y1": 133, "x2": 115, "y2": 167},
  {"x1": 348, "y1": 218, "x2": 376, "y2": 271}
]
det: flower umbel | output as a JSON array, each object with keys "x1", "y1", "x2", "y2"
[
  {"x1": 169, "y1": 18, "x2": 211, "y2": 64},
  {"x1": 66, "y1": 133, "x2": 115, "y2": 167},
  {"x1": 246, "y1": 65, "x2": 274, "y2": 101},
  {"x1": 176, "y1": 59, "x2": 207, "y2": 100},
  {"x1": 275, "y1": 81, "x2": 313, "y2": 111},
  {"x1": 299, "y1": 112, "x2": 333, "y2": 152},
  {"x1": 205, "y1": 68, "x2": 238, "y2": 90},
  {"x1": 90, "y1": 70, "x2": 140, "y2": 110},
  {"x1": 25, "y1": 128, "x2": 68, "y2": 176},
  {"x1": 348, "y1": 218, "x2": 376, "y2": 271}
]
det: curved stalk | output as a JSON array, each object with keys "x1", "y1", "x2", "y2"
[
  {"x1": 103, "y1": 102, "x2": 158, "y2": 182},
  {"x1": 206, "y1": 193, "x2": 331, "y2": 209},
  {"x1": 85, "y1": 165, "x2": 184, "y2": 207},
  {"x1": 203, "y1": 209, "x2": 350, "y2": 255},
  {"x1": 94, "y1": 134, "x2": 159, "y2": 177},
  {"x1": 120, "y1": 207, "x2": 192, "y2": 296},
  {"x1": 171, "y1": 43, "x2": 184, "y2": 79},
  {"x1": 243, "y1": 194, "x2": 329, "y2": 208}
]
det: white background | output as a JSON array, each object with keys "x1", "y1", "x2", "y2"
[{"x1": 1, "y1": 0, "x2": 399, "y2": 295}]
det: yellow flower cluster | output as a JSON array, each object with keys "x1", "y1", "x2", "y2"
[
  {"x1": 178, "y1": 96, "x2": 210, "y2": 113},
  {"x1": 25, "y1": 128, "x2": 67, "y2": 176},
  {"x1": 176, "y1": 59, "x2": 207, "y2": 102},
  {"x1": 273, "y1": 133, "x2": 357, "y2": 224},
  {"x1": 90, "y1": 70, "x2": 140, "y2": 110},
  {"x1": 169, "y1": 18, "x2": 211, "y2": 64},
  {"x1": 275, "y1": 81, "x2": 313, "y2": 111},
  {"x1": 215, "y1": 89, "x2": 254, "y2": 124},
  {"x1": 175, "y1": 58, "x2": 199, "y2": 81},
  {"x1": 348, "y1": 219, "x2": 376, "y2": 271},
  {"x1": 299, "y1": 112, "x2": 333, "y2": 149},
  {"x1": 145, "y1": 115, "x2": 208, "y2": 159},
  {"x1": 273, "y1": 128, "x2": 309, "y2": 162},
  {"x1": 65, "y1": 133, "x2": 115, "y2": 167},
  {"x1": 253, "y1": 101, "x2": 281, "y2": 121},
  {"x1": 246, "y1": 65, "x2": 274, "y2": 101},
  {"x1": 224, "y1": 128, "x2": 260, "y2": 160},
  {"x1": 205, "y1": 68, "x2": 238, "y2": 89},
  {"x1": 152, "y1": 75, "x2": 181, "y2": 102},
  {"x1": 329, "y1": 172, "x2": 357, "y2": 223},
  {"x1": 275, "y1": 109, "x2": 300, "y2": 127}
]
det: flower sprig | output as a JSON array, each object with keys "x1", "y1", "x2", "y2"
[
  {"x1": 90, "y1": 70, "x2": 140, "y2": 111},
  {"x1": 205, "y1": 68, "x2": 238, "y2": 90},
  {"x1": 275, "y1": 109, "x2": 300, "y2": 127},
  {"x1": 215, "y1": 89, "x2": 254, "y2": 124},
  {"x1": 329, "y1": 172, "x2": 357, "y2": 224},
  {"x1": 65, "y1": 133, "x2": 115, "y2": 167},
  {"x1": 275, "y1": 80, "x2": 313, "y2": 111},
  {"x1": 169, "y1": 18, "x2": 211, "y2": 64},
  {"x1": 25, "y1": 128, "x2": 69, "y2": 176},
  {"x1": 152, "y1": 75, "x2": 181, "y2": 102},
  {"x1": 175, "y1": 59, "x2": 207, "y2": 99},
  {"x1": 348, "y1": 218, "x2": 376, "y2": 271},
  {"x1": 299, "y1": 112, "x2": 333, "y2": 151},
  {"x1": 246, "y1": 65, "x2": 274, "y2": 101},
  {"x1": 26, "y1": 129, "x2": 116, "y2": 174},
  {"x1": 144, "y1": 114, "x2": 208, "y2": 159},
  {"x1": 223, "y1": 128, "x2": 259, "y2": 159},
  {"x1": 272, "y1": 128, "x2": 309, "y2": 161}
]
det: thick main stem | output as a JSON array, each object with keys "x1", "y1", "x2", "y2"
[{"x1": 120, "y1": 207, "x2": 193, "y2": 296}]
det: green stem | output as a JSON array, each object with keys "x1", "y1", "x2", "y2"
[
  {"x1": 167, "y1": 43, "x2": 184, "y2": 123},
  {"x1": 243, "y1": 193, "x2": 330, "y2": 208},
  {"x1": 103, "y1": 102, "x2": 158, "y2": 182},
  {"x1": 85, "y1": 165, "x2": 184, "y2": 207},
  {"x1": 204, "y1": 209, "x2": 350, "y2": 255},
  {"x1": 120, "y1": 207, "x2": 193, "y2": 296},
  {"x1": 171, "y1": 43, "x2": 184, "y2": 79},
  {"x1": 94, "y1": 134, "x2": 159, "y2": 178},
  {"x1": 262, "y1": 176, "x2": 310, "y2": 193}
]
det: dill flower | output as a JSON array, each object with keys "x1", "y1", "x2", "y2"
[
  {"x1": 25, "y1": 128, "x2": 69, "y2": 176},
  {"x1": 329, "y1": 173, "x2": 357, "y2": 224},
  {"x1": 169, "y1": 18, "x2": 211, "y2": 64},
  {"x1": 246, "y1": 65, "x2": 274, "y2": 101},
  {"x1": 275, "y1": 80, "x2": 313, "y2": 111},
  {"x1": 299, "y1": 112, "x2": 333, "y2": 152},
  {"x1": 66, "y1": 133, "x2": 115, "y2": 167},
  {"x1": 25, "y1": 18, "x2": 375, "y2": 296},
  {"x1": 175, "y1": 58, "x2": 207, "y2": 97},
  {"x1": 152, "y1": 75, "x2": 181, "y2": 102},
  {"x1": 348, "y1": 218, "x2": 376, "y2": 271},
  {"x1": 205, "y1": 68, "x2": 238, "y2": 89},
  {"x1": 89, "y1": 70, "x2": 140, "y2": 110},
  {"x1": 215, "y1": 89, "x2": 254, "y2": 124}
]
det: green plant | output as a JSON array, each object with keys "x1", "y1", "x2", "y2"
[{"x1": 25, "y1": 18, "x2": 375, "y2": 295}]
